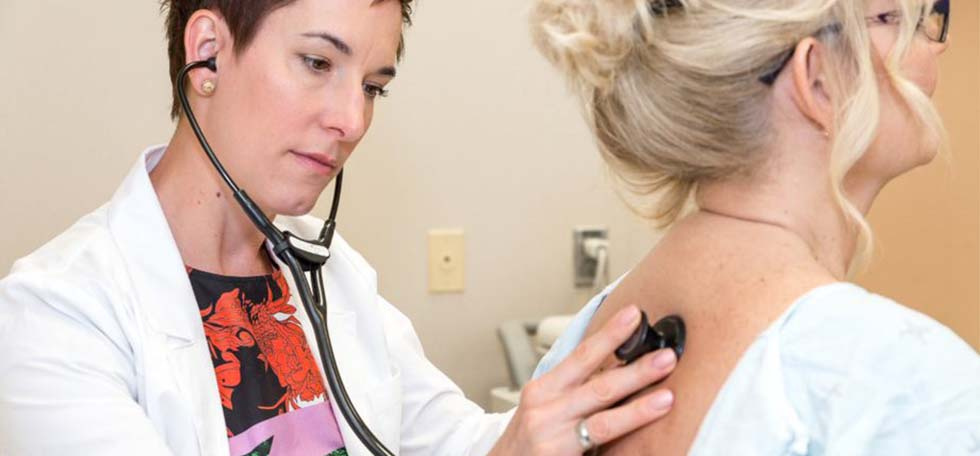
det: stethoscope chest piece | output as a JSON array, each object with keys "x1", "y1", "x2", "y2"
[{"x1": 614, "y1": 311, "x2": 686, "y2": 365}]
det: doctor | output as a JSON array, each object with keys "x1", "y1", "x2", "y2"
[{"x1": 0, "y1": 0, "x2": 678, "y2": 455}]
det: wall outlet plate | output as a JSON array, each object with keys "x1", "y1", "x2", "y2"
[
  {"x1": 428, "y1": 229, "x2": 465, "y2": 293},
  {"x1": 573, "y1": 227, "x2": 608, "y2": 287}
]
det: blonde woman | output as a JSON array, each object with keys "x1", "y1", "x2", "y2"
[{"x1": 530, "y1": 0, "x2": 979, "y2": 454}]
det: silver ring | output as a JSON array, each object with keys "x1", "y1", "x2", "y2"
[{"x1": 577, "y1": 419, "x2": 596, "y2": 452}]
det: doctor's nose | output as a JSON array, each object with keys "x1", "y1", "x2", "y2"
[{"x1": 318, "y1": 84, "x2": 368, "y2": 141}]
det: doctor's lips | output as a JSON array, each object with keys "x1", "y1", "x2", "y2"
[{"x1": 290, "y1": 150, "x2": 338, "y2": 175}]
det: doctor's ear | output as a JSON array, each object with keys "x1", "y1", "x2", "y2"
[{"x1": 183, "y1": 10, "x2": 226, "y2": 96}]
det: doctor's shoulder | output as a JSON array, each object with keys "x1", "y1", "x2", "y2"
[
  {"x1": 0, "y1": 204, "x2": 136, "y2": 359},
  {"x1": 0, "y1": 204, "x2": 184, "y2": 454},
  {"x1": 772, "y1": 283, "x2": 980, "y2": 454}
]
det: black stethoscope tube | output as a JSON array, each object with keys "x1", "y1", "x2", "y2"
[{"x1": 177, "y1": 58, "x2": 394, "y2": 456}]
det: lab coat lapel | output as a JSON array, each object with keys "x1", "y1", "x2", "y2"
[
  {"x1": 326, "y1": 310, "x2": 379, "y2": 456},
  {"x1": 106, "y1": 146, "x2": 228, "y2": 456},
  {"x1": 322, "y1": 267, "x2": 384, "y2": 456}
]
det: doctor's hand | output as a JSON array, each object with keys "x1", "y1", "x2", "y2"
[{"x1": 489, "y1": 306, "x2": 676, "y2": 455}]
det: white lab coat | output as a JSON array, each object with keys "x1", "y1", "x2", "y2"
[{"x1": 0, "y1": 146, "x2": 512, "y2": 455}]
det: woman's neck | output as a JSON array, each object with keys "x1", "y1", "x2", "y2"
[
  {"x1": 151, "y1": 122, "x2": 275, "y2": 276},
  {"x1": 696, "y1": 159, "x2": 869, "y2": 281}
]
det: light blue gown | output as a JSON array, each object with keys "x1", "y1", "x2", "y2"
[{"x1": 534, "y1": 282, "x2": 980, "y2": 455}]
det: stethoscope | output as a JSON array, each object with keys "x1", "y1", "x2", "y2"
[
  {"x1": 177, "y1": 57, "x2": 396, "y2": 456},
  {"x1": 177, "y1": 56, "x2": 687, "y2": 456}
]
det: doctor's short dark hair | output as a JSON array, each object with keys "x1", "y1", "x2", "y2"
[{"x1": 161, "y1": 0, "x2": 414, "y2": 120}]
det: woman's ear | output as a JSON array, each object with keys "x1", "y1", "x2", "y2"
[
  {"x1": 183, "y1": 9, "x2": 225, "y2": 96},
  {"x1": 789, "y1": 37, "x2": 834, "y2": 136}
]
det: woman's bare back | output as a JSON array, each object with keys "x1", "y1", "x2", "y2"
[{"x1": 585, "y1": 215, "x2": 837, "y2": 455}]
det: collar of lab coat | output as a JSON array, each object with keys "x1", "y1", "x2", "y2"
[{"x1": 104, "y1": 145, "x2": 393, "y2": 455}]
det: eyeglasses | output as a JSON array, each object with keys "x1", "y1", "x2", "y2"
[
  {"x1": 920, "y1": 0, "x2": 951, "y2": 43},
  {"x1": 759, "y1": 0, "x2": 951, "y2": 85}
]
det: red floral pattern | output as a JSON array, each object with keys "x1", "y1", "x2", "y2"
[{"x1": 190, "y1": 267, "x2": 328, "y2": 436}]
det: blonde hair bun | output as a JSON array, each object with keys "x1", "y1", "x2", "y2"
[{"x1": 530, "y1": 0, "x2": 658, "y2": 93}]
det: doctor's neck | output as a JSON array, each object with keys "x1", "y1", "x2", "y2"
[{"x1": 150, "y1": 122, "x2": 277, "y2": 277}]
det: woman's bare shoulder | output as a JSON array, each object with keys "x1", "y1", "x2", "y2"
[{"x1": 591, "y1": 221, "x2": 838, "y2": 455}]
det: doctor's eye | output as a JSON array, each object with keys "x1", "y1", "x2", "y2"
[
  {"x1": 301, "y1": 55, "x2": 332, "y2": 73},
  {"x1": 363, "y1": 84, "x2": 389, "y2": 100}
]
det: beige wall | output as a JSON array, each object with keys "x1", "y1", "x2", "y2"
[
  {"x1": 1, "y1": 1, "x2": 977, "y2": 408},
  {"x1": 0, "y1": 1, "x2": 175, "y2": 266}
]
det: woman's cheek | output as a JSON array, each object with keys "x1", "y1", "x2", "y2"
[{"x1": 902, "y1": 44, "x2": 940, "y2": 96}]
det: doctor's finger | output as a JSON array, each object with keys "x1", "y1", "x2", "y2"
[
  {"x1": 562, "y1": 348, "x2": 676, "y2": 419},
  {"x1": 579, "y1": 387, "x2": 675, "y2": 447},
  {"x1": 544, "y1": 306, "x2": 642, "y2": 392}
]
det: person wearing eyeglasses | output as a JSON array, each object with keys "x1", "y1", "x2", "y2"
[{"x1": 530, "y1": 0, "x2": 977, "y2": 454}]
